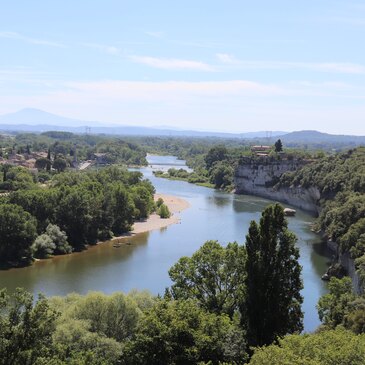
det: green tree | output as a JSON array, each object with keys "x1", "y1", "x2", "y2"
[
  {"x1": 131, "y1": 185, "x2": 154, "y2": 219},
  {"x1": 157, "y1": 203, "x2": 171, "y2": 218},
  {"x1": 53, "y1": 157, "x2": 67, "y2": 172},
  {"x1": 205, "y1": 145, "x2": 228, "y2": 169},
  {"x1": 124, "y1": 298, "x2": 247, "y2": 365},
  {"x1": 0, "y1": 204, "x2": 37, "y2": 265},
  {"x1": 244, "y1": 204, "x2": 303, "y2": 347},
  {"x1": 45, "y1": 223, "x2": 72, "y2": 254},
  {"x1": 0, "y1": 289, "x2": 59, "y2": 365},
  {"x1": 317, "y1": 277, "x2": 357, "y2": 329},
  {"x1": 209, "y1": 161, "x2": 234, "y2": 189},
  {"x1": 168, "y1": 240, "x2": 246, "y2": 317},
  {"x1": 274, "y1": 139, "x2": 283, "y2": 152},
  {"x1": 35, "y1": 157, "x2": 51, "y2": 170},
  {"x1": 31, "y1": 234, "x2": 56, "y2": 258},
  {"x1": 248, "y1": 328, "x2": 365, "y2": 365}
]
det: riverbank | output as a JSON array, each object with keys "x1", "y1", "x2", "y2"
[
  {"x1": 153, "y1": 172, "x2": 214, "y2": 188},
  {"x1": 110, "y1": 193, "x2": 190, "y2": 241}
]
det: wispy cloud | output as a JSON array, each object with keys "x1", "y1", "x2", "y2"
[
  {"x1": 129, "y1": 55, "x2": 215, "y2": 71},
  {"x1": 215, "y1": 55, "x2": 365, "y2": 74},
  {"x1": 145, "y1": 31, "x2": 164, "y2": 38},
  {"x1": 216, "y1": 53, "x2": 240, "y2": 64},
  {"x1": 0, "y1": 31, "x2": 65, "y2": 47},
  {"x1": 82, "y1": 42, "x2": 120, "y2": 55}
]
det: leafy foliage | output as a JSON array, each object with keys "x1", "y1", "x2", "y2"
[
  {"x1": 317, "y1": 277, "x2": 365, "y2": 334},
  {"x1": 168, "y1": 240, "x2": 246, "y2": 317},
  {"x1": 0, "y1": 167, "x2": 155, "y2": 266},
  {"x1": 0, "y1": 204, "x2": 37, "y2": 265},
  {"x1": 244, "y1": 204, "x2": 303, "y2": 347},
  {"x1": 0, "y1": 289, "x2": 59, "y2": 365},
  {"x1": 124, "y1": 298, "x2": 247, "y2": 365},
  {"x1": 248, "y1": 328, "x2": 365, "y2": 365},
  {"x1": 279, "y1": 147, "x2": 365, "y2": 284},
  {"x1": 157, "y1": 203, "x2": 171, "y2": 218}
]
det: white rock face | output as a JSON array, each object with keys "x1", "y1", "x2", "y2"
[
  {"x1": 234, "y1": 158, "x2": 363, "y2": 293},
  {"x1": 234, "y1": 159, "x2": 320, "y2": 214}
]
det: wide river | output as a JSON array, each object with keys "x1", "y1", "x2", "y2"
[{"x1": 0, "y1": 155, "x2": 331, "y2": 332}]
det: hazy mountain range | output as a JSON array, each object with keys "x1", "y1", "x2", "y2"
[
  {"x1": 0, "y1": 108, "x2": 286, "y2": 138},
  {"x1": 1, "y1": 109, "x2": 365, "y2": 146}
]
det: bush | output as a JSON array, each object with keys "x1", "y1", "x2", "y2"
[{"x1": 158, "y1": 203, "x2": 171, "y2": 218}]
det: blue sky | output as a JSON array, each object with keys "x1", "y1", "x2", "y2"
[{"x1": 0, "y1": 0, "x2": 364, "y2": 134}]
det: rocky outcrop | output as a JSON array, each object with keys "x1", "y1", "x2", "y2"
[
  {"x1": 326, "y1": 241, "x2": 363, "y2": 294},
  {"x1": 234, "y1": 158, "x2": 320, "y2": 214},
  {"x1": 234, "y1": 157, "x2": 363, "y2": 293}
]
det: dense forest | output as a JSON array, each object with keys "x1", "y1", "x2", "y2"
[
  {"x1": 278, "y1": 147, "x2": 365, "y2": 283},
  {"x1": 0, "y1": 166, "x2": 155, "y2": 267}
]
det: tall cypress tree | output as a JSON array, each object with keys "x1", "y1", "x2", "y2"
[{"x1": 244, "y1": 203, "x2": 303, "y2": 347}]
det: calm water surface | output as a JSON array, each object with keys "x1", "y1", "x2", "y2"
[{"x1": 0, "y1": 155, "x2": 331, "y2": 332}]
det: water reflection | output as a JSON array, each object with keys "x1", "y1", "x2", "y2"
[{"x1": 206, "y1": 194, "x2": 231, "y2": 209}]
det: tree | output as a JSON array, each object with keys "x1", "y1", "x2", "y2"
[
  {"x1": 35, "y1": 157, "x2": 51, "y2": 171},
  {"x1": 124, "y1": 298, "x2": 247, "y2": 365},
  {"x1": 31, "y1": 234, "x2": 56, "y2": 258},
  {"x1": 168, "y1": 240, "x2": 246, "y2": 317},
  {"x1": 0, "y1": 288, "x2": 59, "y2": 365},
  {"x1": 157, "y1": 203, "x2": 171, "y2": 218},
  {"x1": 209, "y1": 161, "x2": 234, "y2": 189},
  {"x1": 0, "y1": 204, "x2": 37, "y2": 265},
  {"x1": 45, "y1": 223, "x2": 72, "y2": 254},
  {"x1": 317, "y1": 277, "x2": 354, "y2": 327},
  {"x1": 205, "y1": 145, "x2": 228, "y2": 169},
  {"x1": 46, "y1": 148, "x2": 51, "y2": 172},
  {"x1": 274, "y1": 139, "x2": 283, "y2": 152},
  {"x1": 244, "y1": 203, "x2": 303, "y2": 347},
  {"x1": 248, "y1": 328, "x2": 365, "y2": 365},
  {"x1": 53, "y1": 157, "x2": 67, "y2": 172}
]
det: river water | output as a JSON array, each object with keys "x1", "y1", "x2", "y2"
[{"x1": 0, "y1": 155, "x2": 331, "y2": 332}]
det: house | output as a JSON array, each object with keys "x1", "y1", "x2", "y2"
[
  {"x1": 251, "y1": 145, "x2": 272, "y2": 156},
  {"x1": 92, "y1": 153, "x2": 109, "y2": 165}
]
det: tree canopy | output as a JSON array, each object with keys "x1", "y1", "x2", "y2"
[{"x1": 244, "y1": 203, "x2": 303, "y2": 347}]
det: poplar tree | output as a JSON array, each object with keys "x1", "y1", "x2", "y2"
[{"x1": 244, "y1": 203, "x2": 303, "y2": 347}]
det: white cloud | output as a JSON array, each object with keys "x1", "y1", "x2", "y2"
[
  {"x1": 129, "y1": 55, "x2": 215, "y2": 71},
  {"x1": 145, "y1": 31, "x2": 164, "y2": 38},
  {"x1": 216, "y1": 53, "x2": 240, "y2": 64},
  {"x1": 215, "y1": 55, "x2": 365, "y2": 74},
  {"x1": 0, "y1": 31, "x2": 65, "y2": 47},
  {"x1": 82, "y1": 43, "x2": 120, "y2": 55}
]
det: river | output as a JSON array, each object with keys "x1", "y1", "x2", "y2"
[{"x1": 0, "y1": 155, "x2": 331, "y2": 332}]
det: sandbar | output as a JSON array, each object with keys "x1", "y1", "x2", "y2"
[{"x1": 111, "y1": 193, "x2": 190, "y2": 240}]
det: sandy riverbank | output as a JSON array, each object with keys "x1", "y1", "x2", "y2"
[{"x1": 111, "y1": 193, "x2": 190, "y2": 241}]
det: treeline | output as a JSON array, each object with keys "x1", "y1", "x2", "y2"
[
  {"x1": 0, "y1": 167, "x2": 155, "y2": 267},
  {"x1": 279, "y1": 147, "x2": 365, "y2": 284},
  {"x1": 153, "y1": 145, "x2": 245, "y2": 191},
  {"x1": 0, "y1": 131, "x2": 147, "y2": 166},
  {"x1": 1, "y1": 205, "x2": 364, "y2": 364},
  {"x1": 140, "y1": 137, "x2": 322, "y2": 191}
]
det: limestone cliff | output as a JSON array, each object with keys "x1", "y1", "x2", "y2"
[
  {"x1": 234, "y1": 156, "x2": 362, "y2": 292},
  {"x1": 234, "y1": 157, "x2": 320, "y2": 214}
]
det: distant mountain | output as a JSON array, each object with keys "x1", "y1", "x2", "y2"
[
  {"x1": 0, "y1": 108, "x2": 287, "y2": 138},
  {"x1": 279, "y1": 130, "x2": 365, "y2": 146},
  {"x1": 1, "y1": 110, "x2": 364, "y2": 146},
  {"x1": 0, "y1": 108, "x2": 101, "y2": 127}
]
